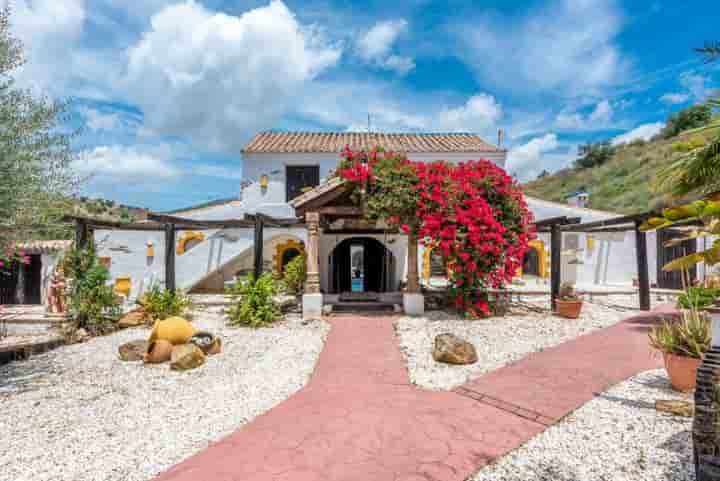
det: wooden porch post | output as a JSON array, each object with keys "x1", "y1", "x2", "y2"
[
  {"x1": 550, "y1": 224, "x2": 562, "y2": 311},
  {"x1": 75, "y1": 219, "x2": 88, "y2": 250},
  {"x1": 635, "y1": 220, "x2": 651, "y2": 311},
  {"x1": 165, "y1": 223, "x2": 176, "y2": 293},
  {"x1": 406, "y1": 232, "x2": 420, "y2": 293},
  {"x1": 305, "y1": 212, "x2": 321, "y2": 294}
]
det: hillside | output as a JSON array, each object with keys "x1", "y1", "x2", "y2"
[{"x1": 522, "y1": 127, "x2": 720, "y2": 214}]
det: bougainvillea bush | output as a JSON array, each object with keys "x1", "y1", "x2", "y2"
[
  {"x1": 0, "y1": 245, "x2": 31, "y2": 273},
  {"x1": 337, "y1": 147, "x2": 535, "y2": 318}
]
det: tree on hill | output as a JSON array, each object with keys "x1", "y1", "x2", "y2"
[
  {"x1": 660, "y1": 103, "x2": 713, "y2": 139},
  {"x1": 0, "y1": 6, "x2": 78, "y2": 245},
  {"x1": 575, "y1": 141, "x2": 615, "y2": 168},
  {"x1": 696, "y1": 42, "x2": 720, "y2": 63}
]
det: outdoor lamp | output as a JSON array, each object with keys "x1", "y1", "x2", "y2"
[
  {"x1": 146, "y1": 240, "x2": 155, "y2": 258},
  {"x1": 259, "y1": 174, "x2": 269, "y2": 189}
]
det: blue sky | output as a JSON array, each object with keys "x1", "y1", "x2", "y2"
[{"x1": 9, "y1": 0, "x2": 719, "y2": 210}]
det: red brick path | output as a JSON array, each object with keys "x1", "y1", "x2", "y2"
[{"x1": 154, "y1": 313, "x2": 661, "y2": 481}]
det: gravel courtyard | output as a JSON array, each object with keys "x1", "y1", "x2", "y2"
[
  {"x1": 472, "y1": 369, "x2": 694, "y2": 481},
  {"x1": 395, "y1": 296, "x2": 649, "y2": 390},
  {"x1": 0, "y1": 307, "x2": 329, "y2": 481}
]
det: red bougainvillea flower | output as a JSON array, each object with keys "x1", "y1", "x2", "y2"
[{"x1": 338, "y1": 146, "x2": 535, "y2": 317}]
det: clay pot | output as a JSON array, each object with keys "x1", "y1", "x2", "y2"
[
  {"x1": 148, "y1": 317, "x2": 195, "y2": 345},
  {"x1": 664, "y1": 352, "x2": 702, "y2": 392},
  {"x1": 144, "y1": 339, "x2": 173, "y2": 364},
  {"x1": 189, "y1": 331, "x2": 222, "y2": 355},
  {"x1": 556, "y1": 298, "x2": 583, "y2": 319}
]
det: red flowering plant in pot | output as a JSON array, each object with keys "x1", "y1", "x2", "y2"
[{"x1": 337, "y1": 146, "x2": 535, "y2": 318}]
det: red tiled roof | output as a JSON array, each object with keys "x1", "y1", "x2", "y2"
[{"x1": 242, "y1": 132, "x2": 504, "y2": 153}]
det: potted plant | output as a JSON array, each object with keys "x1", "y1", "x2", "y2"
[
  {"x1": 555, "y1": 282, "x2": 583, "y2": 318},
  {"x1": 649, "y1": 309, "x2": 710, "y2": 391}
]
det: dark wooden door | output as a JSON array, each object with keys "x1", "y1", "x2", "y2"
[
  {"x1": 657, "y1": 229, "x2": 697, "y2": 289},
  {"x1": 286, "y1": 166, "x2": 320, "y2": 201}
]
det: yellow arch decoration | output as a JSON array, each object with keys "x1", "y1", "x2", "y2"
[
  {"x1": 422, "y1": 243, "x2": 435, "y2": 280},
  {"x1": 176, "y1": 231, "x2": 205, "y2": 255},
  {"x1": 274, "y1": 239, "x2": 305, "y2": 274},
  {"x1": 518, "y1": 240, "x2": 549, "y2": 278}
]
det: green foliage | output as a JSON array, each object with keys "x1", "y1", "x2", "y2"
[
  {"x1": 0, "y1": 6, "x2": 78, "y2": 245},
  {"x1": 657, "y1": 98, "x2": 720, "y2": 198},
  {"x1": 672, "y1": 136, "x2": 706, "y2": 153},
  {"x1": 226, "y1": 273, "x2": 280, "y2": 328},
  {"x1": 678, "y1": 286, "x2": 720, "y2": 310},
  {"x1": 61, "y1": 243, "x2": 120, "y2": 329},
  {"x1": 649, "y1": 310, "x2": 710, "y2": 359},
  {"x1": 137, "y1": 284, "x2": 193, "y2": 321},
  {"x1": 661, "y1": 103, "x2": 713, "y2": 139},
  {"x1": 575, "y1": 141, "x2": 615, "y2": 169},
  {"x1": 281, "y1": 252, "x2": 306, "y2": 295}
]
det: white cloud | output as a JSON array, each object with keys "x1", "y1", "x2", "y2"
[
  {"x1": 74, "y1": 145, "x2": 180, "y2": 181},
  {"x1": 554, "y1": 99, "x2": 615, "y2": 131},
  {"x1": 436, "y1": 93, "x2": 502, "y2": 133},
  {"x1": 611, "y1": 122, "x2": 664, "y2": 145},
  {"x1": 660, "y1": 92, "x2": 690, "y2": 104},
  {"x1": 79, "y1": 106, "x2": 121, "y2": 131},
  {"x1": 9, "y1": 0, "x2": 86, "y2": 94},
  {"x1": 356, "y1": 19, "x2": 414, "y2": 74},
  {"x1": 124, "y1": 0, "x2": 341, "y2": 153},
  {"x1": 456, "y1": 0, "x2": 627, "y2": 95},
  {"x1": 507, "y1": 134, "x2": 562, "y2": 180}
]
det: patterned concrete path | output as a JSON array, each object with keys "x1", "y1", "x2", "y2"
[{"x1": 154, "y1": 313, "x2": 662, "y2": 481}]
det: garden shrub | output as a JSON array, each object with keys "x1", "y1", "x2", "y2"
[
  {"x1": 678, "y1": 286, "x2": 720, "y2": 310},
  {"x1": 137, "y1": 284, "x2": 194, "y2": 321},
  {"x1": 281, "y1": 252, "x2": 306, "y2": 295},
  {"x1": 61, "y1": 243, "x2": 120, "y2": 330},
  {"x1": 226, "y1": 273, "x2": 280, "y2": 327}
]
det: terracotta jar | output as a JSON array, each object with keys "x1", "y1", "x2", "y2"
[
  {"x1": 664, "y1": 352, "x2": 702, "y2": 392},
  {"x1": 556, "y1": 298, "x2": 583, "y2": 319},
  {"x1": 144, "y1": 340, "x2": 173, "y2": 364}
]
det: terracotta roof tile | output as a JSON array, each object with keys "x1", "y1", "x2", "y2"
[{"x1": 242, "y1": 132, "x2": 504, "y2": 154}]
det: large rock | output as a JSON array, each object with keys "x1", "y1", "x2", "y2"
[
  {"x1": 118, "y1": 340, "x2": 149, "y2": 361},
  {"x1": 170, "y1": 344, "x2": 206, "y2": 371},
  {"x1": 432, "y1": 333, "x2": 478, "y2": 365},
  {"x1": 118, "y1": 309, "x2": 147, "y2": 328}
]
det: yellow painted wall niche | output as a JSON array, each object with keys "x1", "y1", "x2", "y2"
[
  {"x1": 176, "y1": 231, "x2": 205, "y2": 255},
  {"x1": 274, "y1": 239, "x2": 305, "y2": 274}
]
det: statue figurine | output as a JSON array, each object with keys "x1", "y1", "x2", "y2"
[{"x1": 47, "y1": 270, "x2": 66, "y2": 314}]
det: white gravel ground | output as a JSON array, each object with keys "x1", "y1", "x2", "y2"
[
  {"x1": 472, "y1": 369, "x2": 694, "y2": 481},
  {"x1": 395, "y1": 296, "x2": 644, "y2": 390},
  {"x1": 0, "y1": 307, "x2": 329, "y2": 481}
]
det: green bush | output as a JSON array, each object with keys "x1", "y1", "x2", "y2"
[
  {"x1": 281, "y1": 252, "x2": 306, "y2": 295},
  {"x1": 137, "y1": 284, "x2": 193, "y2": 321},
  {"x1": 662, "y1": 104, "x2": 713, "y2": 138},
  {"x1": 677, "y1": 286, "x2": 720, "y2": 310},
  {"x1": 575, "y1": 141, "x2": 615, "y2": 169},
  {"x1": 226, "y1": 273, "x2": 280, "y2": 328},
  {"x1": 61, "y1": 242, "x2": 121, "y2": 330}
]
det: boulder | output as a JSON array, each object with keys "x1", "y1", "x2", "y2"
[
  {"x1": 119, "y1": 309, "x2": 147, "y2": 328},
  {"x1": 274, "y1": 295, "x2": 298, "y2": 313},
  {"x1": 189, "y1": 331, "x2": 222, "y2": 355},
  {"x1": 432, "y1": 333, "x2": 478, "y2": 365},
  {"x1": 118, "y1": 340, "x2": 149, "y2": 361},
  {"x1": 74, "y1": 328, "x2": 90, "y2": 343},
  {"x1": 170, "y1": 344, "x2": 206, "y2": 371}
]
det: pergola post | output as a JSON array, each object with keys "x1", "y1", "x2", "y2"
[
  {"x1": 403, "y1": 232, "x2": 424, "y2": 315},
  {"x1": 550, "y1": 223, "x2": 562, "y2": 311},
  {"x1": 75, "y1": 219, "x2": 88, "y2": 250},
  {"x1": 253, "y1": 215, "x2": 264, "y2": 280},
  {"x1": 302, "y1": 212, "x2": 323, "y2": 319},
  {"x1": 165, "y1": 223, "x2": 176, "y2": 293},
  {"x1": 635, "y1": 220, "x2": 651, "y2": 311}
]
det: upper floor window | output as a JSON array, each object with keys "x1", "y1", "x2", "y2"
[{"x1": 286, "y1": 165, "x2": 320, "y2": 201}]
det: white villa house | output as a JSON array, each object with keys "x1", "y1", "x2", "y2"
[{"x1": 89, "y1": 132, "x2": 701, "y2": 317}]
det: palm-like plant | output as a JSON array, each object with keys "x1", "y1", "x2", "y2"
[{"x1": 657, "y1": 98, "x2": 720, "y2": 198}]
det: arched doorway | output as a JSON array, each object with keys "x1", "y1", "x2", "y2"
[{"x1": 330, "y1": 237, "x2": 394, "y2": 294}]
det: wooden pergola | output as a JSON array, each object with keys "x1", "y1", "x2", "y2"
[{"x1": 64, "y1": 213, "x2": 302, "y2": 292}]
